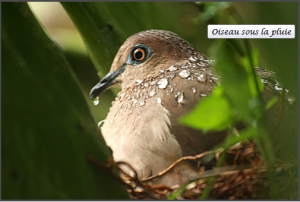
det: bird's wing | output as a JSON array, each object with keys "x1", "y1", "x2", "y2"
[{"x1": 160, "y1": 72, "x2": 227, "y2": 157}]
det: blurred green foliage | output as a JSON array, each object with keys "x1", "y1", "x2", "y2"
[{"x1": 2, "y1": 2, "x2": 128, "y2": 199}]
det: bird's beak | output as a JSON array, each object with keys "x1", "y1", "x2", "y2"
[{"x1": 89, "y1": 65, "x2": 126, "y2": 100}]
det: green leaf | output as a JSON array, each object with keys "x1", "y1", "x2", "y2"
[
  {"x1": 266, "y1": 97, "x2": 278, "y2": 110},
  {"x1": 61, "y1": 2, "x2": 122, "y2": 76},
  {"x1": 180, "y1": 87, "x2": 234, "y2": 131},
  {"x1": 2, "y1": 2, "x2": 128, "y2": 199},
  {"x1": 211, "y1": 40, "x2": 265, "y2": 123}
]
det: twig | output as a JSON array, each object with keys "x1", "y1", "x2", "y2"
[
  {"x1": 270, "y1": 86, "x2": 285, "y2": 137},
  {"x1": 142, "y1": 150, "x2": 215, "y2": 182}
]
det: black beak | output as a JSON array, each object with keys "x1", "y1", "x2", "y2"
[{"x1": 89, "y1": 65, "x2": 126, "y2": 100}]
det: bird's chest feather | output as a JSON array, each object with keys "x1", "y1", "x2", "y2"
[
  {"x1": 100, "y1": 67, "x2": 218, "y2": 179},
  {"x1": 100, "y1": 75, "x2": 183, "y2": 178}
]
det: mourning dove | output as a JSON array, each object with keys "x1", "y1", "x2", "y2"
[{"x1": 90, "y1": 30, "x2": 295, "y2": 188}]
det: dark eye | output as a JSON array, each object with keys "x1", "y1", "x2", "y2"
[{"x1": 133, "y1": 48, "x2": 146, "y2": 61}]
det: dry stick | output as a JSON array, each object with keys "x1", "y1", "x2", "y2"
[
  {"x1": 270, "y1": 86, "x2": 285, "y2": 137},
  {"x1": 233, "y1": 150, "x2": 241, "y2": 165},
  {"x1": 270, "y1": 86, "x2": 294, "y2": 153},
  {"x1": 142, "y1": 150, "x2": 215, "y2": 182},
  {"x1": 191, "y1": 163, "x2": 269, "y2": 184}
]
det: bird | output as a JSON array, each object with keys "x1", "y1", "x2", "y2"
[{"x1": 89, "y1": 30, "x2": 295, "y2": 188}]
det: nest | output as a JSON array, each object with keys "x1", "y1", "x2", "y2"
[{"x1": 88, "y1": 140, "x2": 297, "y2": 199}]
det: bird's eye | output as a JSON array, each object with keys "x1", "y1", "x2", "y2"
[
  {"x1": 133, "y1": 48, "x2": 146, "y2": 61},
  {"x1": 127, "y1": 44, "x2": 152, "y2": 65}
]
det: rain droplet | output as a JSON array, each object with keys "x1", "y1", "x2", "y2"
[
  {"x1": 197, "y1": 62, "x2": 206, "y2": 67},
  {"x1": 261, "y1": 79, "x2": 267, "y2": 84},
  {"x1": 203, "y1": 60, "x2": 215, "y2": 66},
  {"x1": 149, "y1": 89, "x2": 156, "y2": 97},
  {"x1": 196, "y1": 74, "x2": 206, "y2": 83},
  {"x1": 131, "y1": 126, "x2": 135, "y2": 130},
  {"x1": 288, "y1": 96, "x2": 295, "y2": 104},
  {"x1": 158, "y1": 78, "x2": 168, "y2": 89},
  {"x1": 133, "y1": 100, "x2": 138, "y2": 104},
  {"x1": 140, "y1": 100, "x2": 145, "y2": 106},
  {"x1": 130, "y1": 110, "x2": 133, "y2": 114},
  {"x1": 144, "y1": 83, "x2": 149, "y2": 87},
  {"x1": 119, "y1": 93, "x2": 126, "y2": 101},
  {"x1": 275, "y1": 85, "x2": 282, "y2": 91},
  {"x1": 177, "y1": 92, "x2": 184, "y2": 103},
  {"x1": 150, "y1": 80, "x2": 157, "y2": 85},
  {"x1": 157, "y1": 98, "x2": 162, "y2": 104},
  {"x1": 192, "y1": 88, "x2": 196, "y2": 93},
  {"x1": 159, "y1": 69, "x2": 165, "y2": 73},
  {"x1": 97, "y1": 120, "x2": 105, "y2": 128},
  {"x1": 135, "y1": 79, "x2": 143, "y2": 85},
  {"x1": 180, "y1": 64, "x2": 188, "y2": 69},
  {"x1": 198, "y1": 55, "x2": 204, "y2": 60},
  {"x1": 200, "y1": 94, "x2": 207, "y2": 97},
  {"x1": 189, "y1": 56, "x2": 197, "y2": 62},
  {"x1": 179, "y1": 70, "x2": 191, "y2": 78},
  {"x1": 168, "y1": 65, "x2": 178, "y2": 71},
  {"x1": 92, "y1": 97, "x2": 99, "y2": 105},
  {"x1": 212, "y1": 77, "x2": 219, "y2": 83}
]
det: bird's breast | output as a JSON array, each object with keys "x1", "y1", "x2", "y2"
[{"x1": 100, "y1": 62, "x2": 220, "y2": 180}]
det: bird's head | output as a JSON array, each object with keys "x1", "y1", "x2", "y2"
[{"x1": 89, "y1": 29, "x2": 204, "y2": 100}]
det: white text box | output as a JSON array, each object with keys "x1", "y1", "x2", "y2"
[{"x1": 208, "y1": 25, "x2": 295, "y2": 39}]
